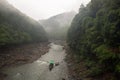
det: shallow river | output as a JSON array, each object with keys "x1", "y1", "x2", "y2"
[{"x1": 2, "y1": 43, "x2": 69, "y2": 80}]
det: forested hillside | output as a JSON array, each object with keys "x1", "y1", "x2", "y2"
[
  {"x1": 67, "y1": 0, "x2": 120, "y2": 79},
  {"x1": 39, "y1": 11, "x2": 76, "y2": 40},
  {"x1": 0, "y1": 0, "x2": 48, "y2": 46}
]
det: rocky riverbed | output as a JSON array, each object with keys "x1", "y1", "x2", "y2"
[
  {"x1": 0, "y1": 42, "x2": 49, "y2": 80},
  {"x1": 1, "y1": 43, "x2": 68, "y2": 80}
]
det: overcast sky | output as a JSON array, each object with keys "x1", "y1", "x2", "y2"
[{"x1": 7, "y1": 0, "x2": 90, "y2": 20}]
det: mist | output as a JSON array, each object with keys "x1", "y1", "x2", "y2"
[
  {"x1": 1, "y1": 0, "x2": 119, "y2": 80},
  {"x1": 7, "y1": 0, "x2": 90, "y2": 20}
]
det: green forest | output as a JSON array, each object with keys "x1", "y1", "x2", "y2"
[
  {"x1": 0, "y1": 0, "x2": 48, "y2": 46},
  {"x1": 67, "y1": 0, "x2": 120, "y2": 79}
]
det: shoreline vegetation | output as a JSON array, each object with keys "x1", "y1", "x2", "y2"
[
  {"x1": 65, "y1": 45, "x2": 116, "y2": 80},
  {"x1": 67, "y1": 0, "x2": 120, "y2": 80},
  {"x1": 0, "y1": 1, "x2": 48, "y2": 79}
]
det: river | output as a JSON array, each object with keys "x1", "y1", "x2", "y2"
[{"x1": 2, "y1": 43, "x2": 69, "y2": 80}]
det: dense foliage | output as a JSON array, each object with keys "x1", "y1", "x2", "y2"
[
  {"x1": 67, "y1": 0, "x2": 120, "y2": 78},
  {"x1": 0, "y1": 0, "x2": 48, "y2": 46}
]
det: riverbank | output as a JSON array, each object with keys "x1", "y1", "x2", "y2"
[
  {"x1": 65, "y1": 46, "x2": 94, "y2": 80},
  {"x1": 65, "y1": 46, "x2": 91, "y2": 80},
  {"x1": 1, "y1": 42, "x2": 69, "y2": 80},
  {"x1": 65, "y1": 45, "x2": 116, "y2": 80},
  {"x1": 0, "y1": 42, "x2": 49, "y2": 80}
]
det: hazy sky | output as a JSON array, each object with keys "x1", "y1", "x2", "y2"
[{"x1": 7, "y1": 0, "x2": 90, "y2": 20}]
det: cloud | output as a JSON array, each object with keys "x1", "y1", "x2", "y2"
[{"x1": 7, "y1": 0, "x2": 90, "y2": 20}]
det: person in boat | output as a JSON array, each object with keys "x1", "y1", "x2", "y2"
[
  {"x1": 49, "y1": 60, "x2": 54, "y2": 71},
  {"x1": 49, "y1": 60, "x2": 60, "y2": 71}
]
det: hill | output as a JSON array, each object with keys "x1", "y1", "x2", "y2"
[
  {"x1": 67, "y1": 0, "x2": 120, "y2": 79},
  {"x1": 39, "y1": 11, "x2": 76, "y2": 40},
  {"x1": 0, "y1": 0, "x2": 48, "y2": 46}
]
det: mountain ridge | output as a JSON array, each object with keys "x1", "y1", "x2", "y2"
[
  {"x1": 39, "y1": 11, "x2": 76, "y2": 40},
  {"x1": 0, "y1": 0, "x2": 48, "y2": 46},
  {"x1": 39, "y1": 11, "x2": 76, "y2": 28}
]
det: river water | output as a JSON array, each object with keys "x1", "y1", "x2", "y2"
[{"x1": 2, "y1": 43, "x2": 69, "y2": 80}]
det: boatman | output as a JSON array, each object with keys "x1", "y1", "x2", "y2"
[{"x1": 49, "y1": 60, "x2": 54, "y2": 71}]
